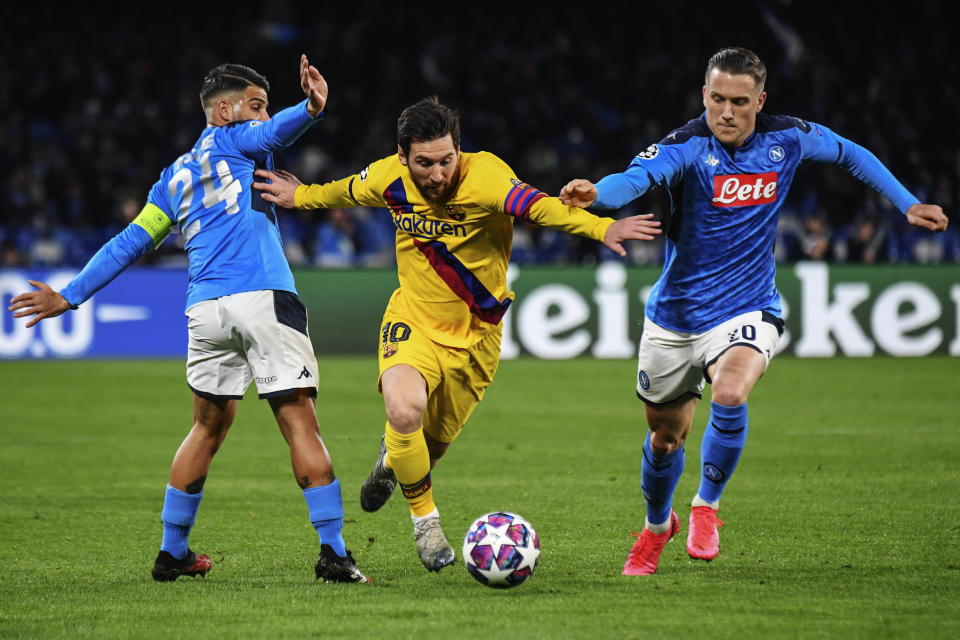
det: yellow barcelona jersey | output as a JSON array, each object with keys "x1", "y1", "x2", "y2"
[{"x1": 295, "y1": 151, "x2": 614, "y2": 348}]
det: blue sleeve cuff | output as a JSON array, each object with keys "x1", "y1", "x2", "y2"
[{"x1": 267, "y1": 99, "x2": 318, "y2": 141}]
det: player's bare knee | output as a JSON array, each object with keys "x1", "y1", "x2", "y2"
[
  {"x1": 649, "y1": 429, "x2": 684, "y2": 455},
  {"x1": 190, "y1": 419, "x2": 230, "y2": 452},
  {"x1": 384, "y1": 396, "x2": 426, "y2": 434},
  {"x1": 711, "y1": 380, "x2": 750, "y2": 406}
]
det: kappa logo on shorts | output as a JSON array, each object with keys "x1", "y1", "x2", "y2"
[
  {"x1": 638, "y1": 370, "x2": 651, "y2": 391},
  {"x1": 297, "y1": 366, "x2": 311, "y2": 379},
  {"x1": 256, "y1": 375, "x2": 278, "y2": 385}
]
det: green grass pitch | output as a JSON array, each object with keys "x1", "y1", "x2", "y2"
[{"x1": 1, "y1": 356, "x2": 958, "y2": 639}]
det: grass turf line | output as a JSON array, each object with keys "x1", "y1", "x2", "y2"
[{"x1": 0, "y1": 356, "x2": 958, "y2": 639}]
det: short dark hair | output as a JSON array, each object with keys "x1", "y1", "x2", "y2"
[
  {"x1": 397, "y1": 96, "x2": 461, "y2": 156},
  {"x1": 705, "y1": 47, "x2": 767, "y2": 90},
  {"x1": 199, "y1": 64, "x2": 270, "y2": 109}
]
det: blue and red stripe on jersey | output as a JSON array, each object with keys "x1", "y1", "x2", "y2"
[
  {"x1": 504, "y1": 182, "x2": 546, "y2": 220},
  {"x1": 383, "y1": 177, "x2": 415, "y2": 214},
  {"x1": 413, "y1": 238, "x2": 511, "y2": 325}
]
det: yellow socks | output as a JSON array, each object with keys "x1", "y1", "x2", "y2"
[{"x1": 383, "y1": 423, "x2": 435, "y2": 517}]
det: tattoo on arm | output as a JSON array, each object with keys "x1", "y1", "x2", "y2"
[
  {"x1": 298, "y1": 475, "x2": 312, "y2": 488},
  {"x1": 185, "y1": 475, "x2": 207, "y2": 494}
]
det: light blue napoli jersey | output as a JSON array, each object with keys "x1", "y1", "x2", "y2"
[
  {"x1": 147, "y1": 100, "x2": 318, "y2": 310},
  {"x1": 594, "y1": 112, "x2": 919, "y2": 333}
]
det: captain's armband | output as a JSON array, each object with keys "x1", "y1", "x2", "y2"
[{"x1": 131, "y1": 203, "x2": 173, "y2": 249}]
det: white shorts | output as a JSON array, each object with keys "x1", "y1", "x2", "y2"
[
  {"x1": 185, "y1": 290, "x2": 319, "y2": 400},
  {"x1": 636, "y1": 311, "x2": 783, "y2": 405}
]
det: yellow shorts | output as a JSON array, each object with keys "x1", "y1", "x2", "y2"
[{"x1": 377, "y1": 312, "x2": 502, "y2": 444}]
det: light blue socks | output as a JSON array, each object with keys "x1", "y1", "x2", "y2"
[
  {"x1": 303, "y1": 478, "x2": 347, "y2": 557},
  {"x1": 697, "y1": 402, "x2": 749, "y2": 503}
]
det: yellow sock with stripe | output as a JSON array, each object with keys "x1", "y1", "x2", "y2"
[{"x1": 383, "y1": 423, "x2": 435, "y2": 517}]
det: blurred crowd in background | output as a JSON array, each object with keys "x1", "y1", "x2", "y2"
[{"x1": 2, "y1": 3, "x2": 956, "y2": 270}]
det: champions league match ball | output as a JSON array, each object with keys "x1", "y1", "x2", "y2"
[{"x1": 462, "y1": 511, "x2": 540, "y2": 589}]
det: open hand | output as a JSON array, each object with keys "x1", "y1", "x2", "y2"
[
  {"x1": 252, "y1": 169, "x2": 303, "y2": 209},
  {"x1": 8, "y1": 280, "x2": 70, "y2": 328},
  {"x1": 603, "y1": 214, "x2": 661, "y2": 257},
  {"x1": 300, "y1": 54, "x2": 328, "y2": 117}
]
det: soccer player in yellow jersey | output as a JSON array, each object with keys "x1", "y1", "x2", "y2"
[{"x1": 253, "y1": 97, "x2": 661, "y2": 571}]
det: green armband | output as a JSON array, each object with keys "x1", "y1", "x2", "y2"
[{"x1": 132, "y1": 203, "x2": 173, "y2": 249}]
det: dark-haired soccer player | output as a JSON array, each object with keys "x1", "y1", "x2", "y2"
[
  {"x1": 9, "y1": 56, "x2": 368, "y2": 583},
  {"x1": 560, "y1": 47, "x2": 948, "y2": 575},
  {"x1": 253, "y1": 96, "x2": 662, "y2": 571}
]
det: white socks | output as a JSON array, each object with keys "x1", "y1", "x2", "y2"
[
  {"x1": 691, "y1": 494, "x2": 719, "y2": 510},
  {"x1": 411, "y1": 507, "x2": 440, "y2": 523}
]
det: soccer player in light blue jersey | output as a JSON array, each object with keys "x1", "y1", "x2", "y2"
[
  {"x1": 9, "y1": 56, "x2": 368, "y2": 583},
  {"x1": 560, "y1": 47, "x2": 948, "y2": 575}
]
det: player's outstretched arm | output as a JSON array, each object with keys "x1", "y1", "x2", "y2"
[
  {"x1": 9, "y1": 219, "x2": 157, "y2": 325},
  {"x1": 300, "y1": 54, "x2": 328, "y2": 117},
  {"x1": 253, "y1": 169, "x2": 303, "y2": 208},
  {"x1": 559, "y1": 179, "x2": 598, "y2": 208},
  {"x1": 8, "y1": 281, "x2": 71, "y2": 328},
  {"x1": 231, "y1": 56, "x2": 327, "y2": 156},
  {"x1": 603, "y1": 214, "x2": 662, "y2": 257},
  {"x1": 905, "y1": 203, "x2": 948, "y2": 232}
]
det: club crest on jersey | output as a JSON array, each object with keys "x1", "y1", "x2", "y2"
[
  {"x1": 769, "y1": 145, "x2": 785, "y2": 163},
  {"x1": 712, "y1": 172, "x2": 778, "y2": 207},
  {"x1": 445, "y1": 204, "x2": 467, "y2": 221},
  {"x1": 636, "y1": 144, "x2": 659, "y2": 160},
  {"x1": 383, "y1": 343, "x2": 397, "y2": 358}
]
